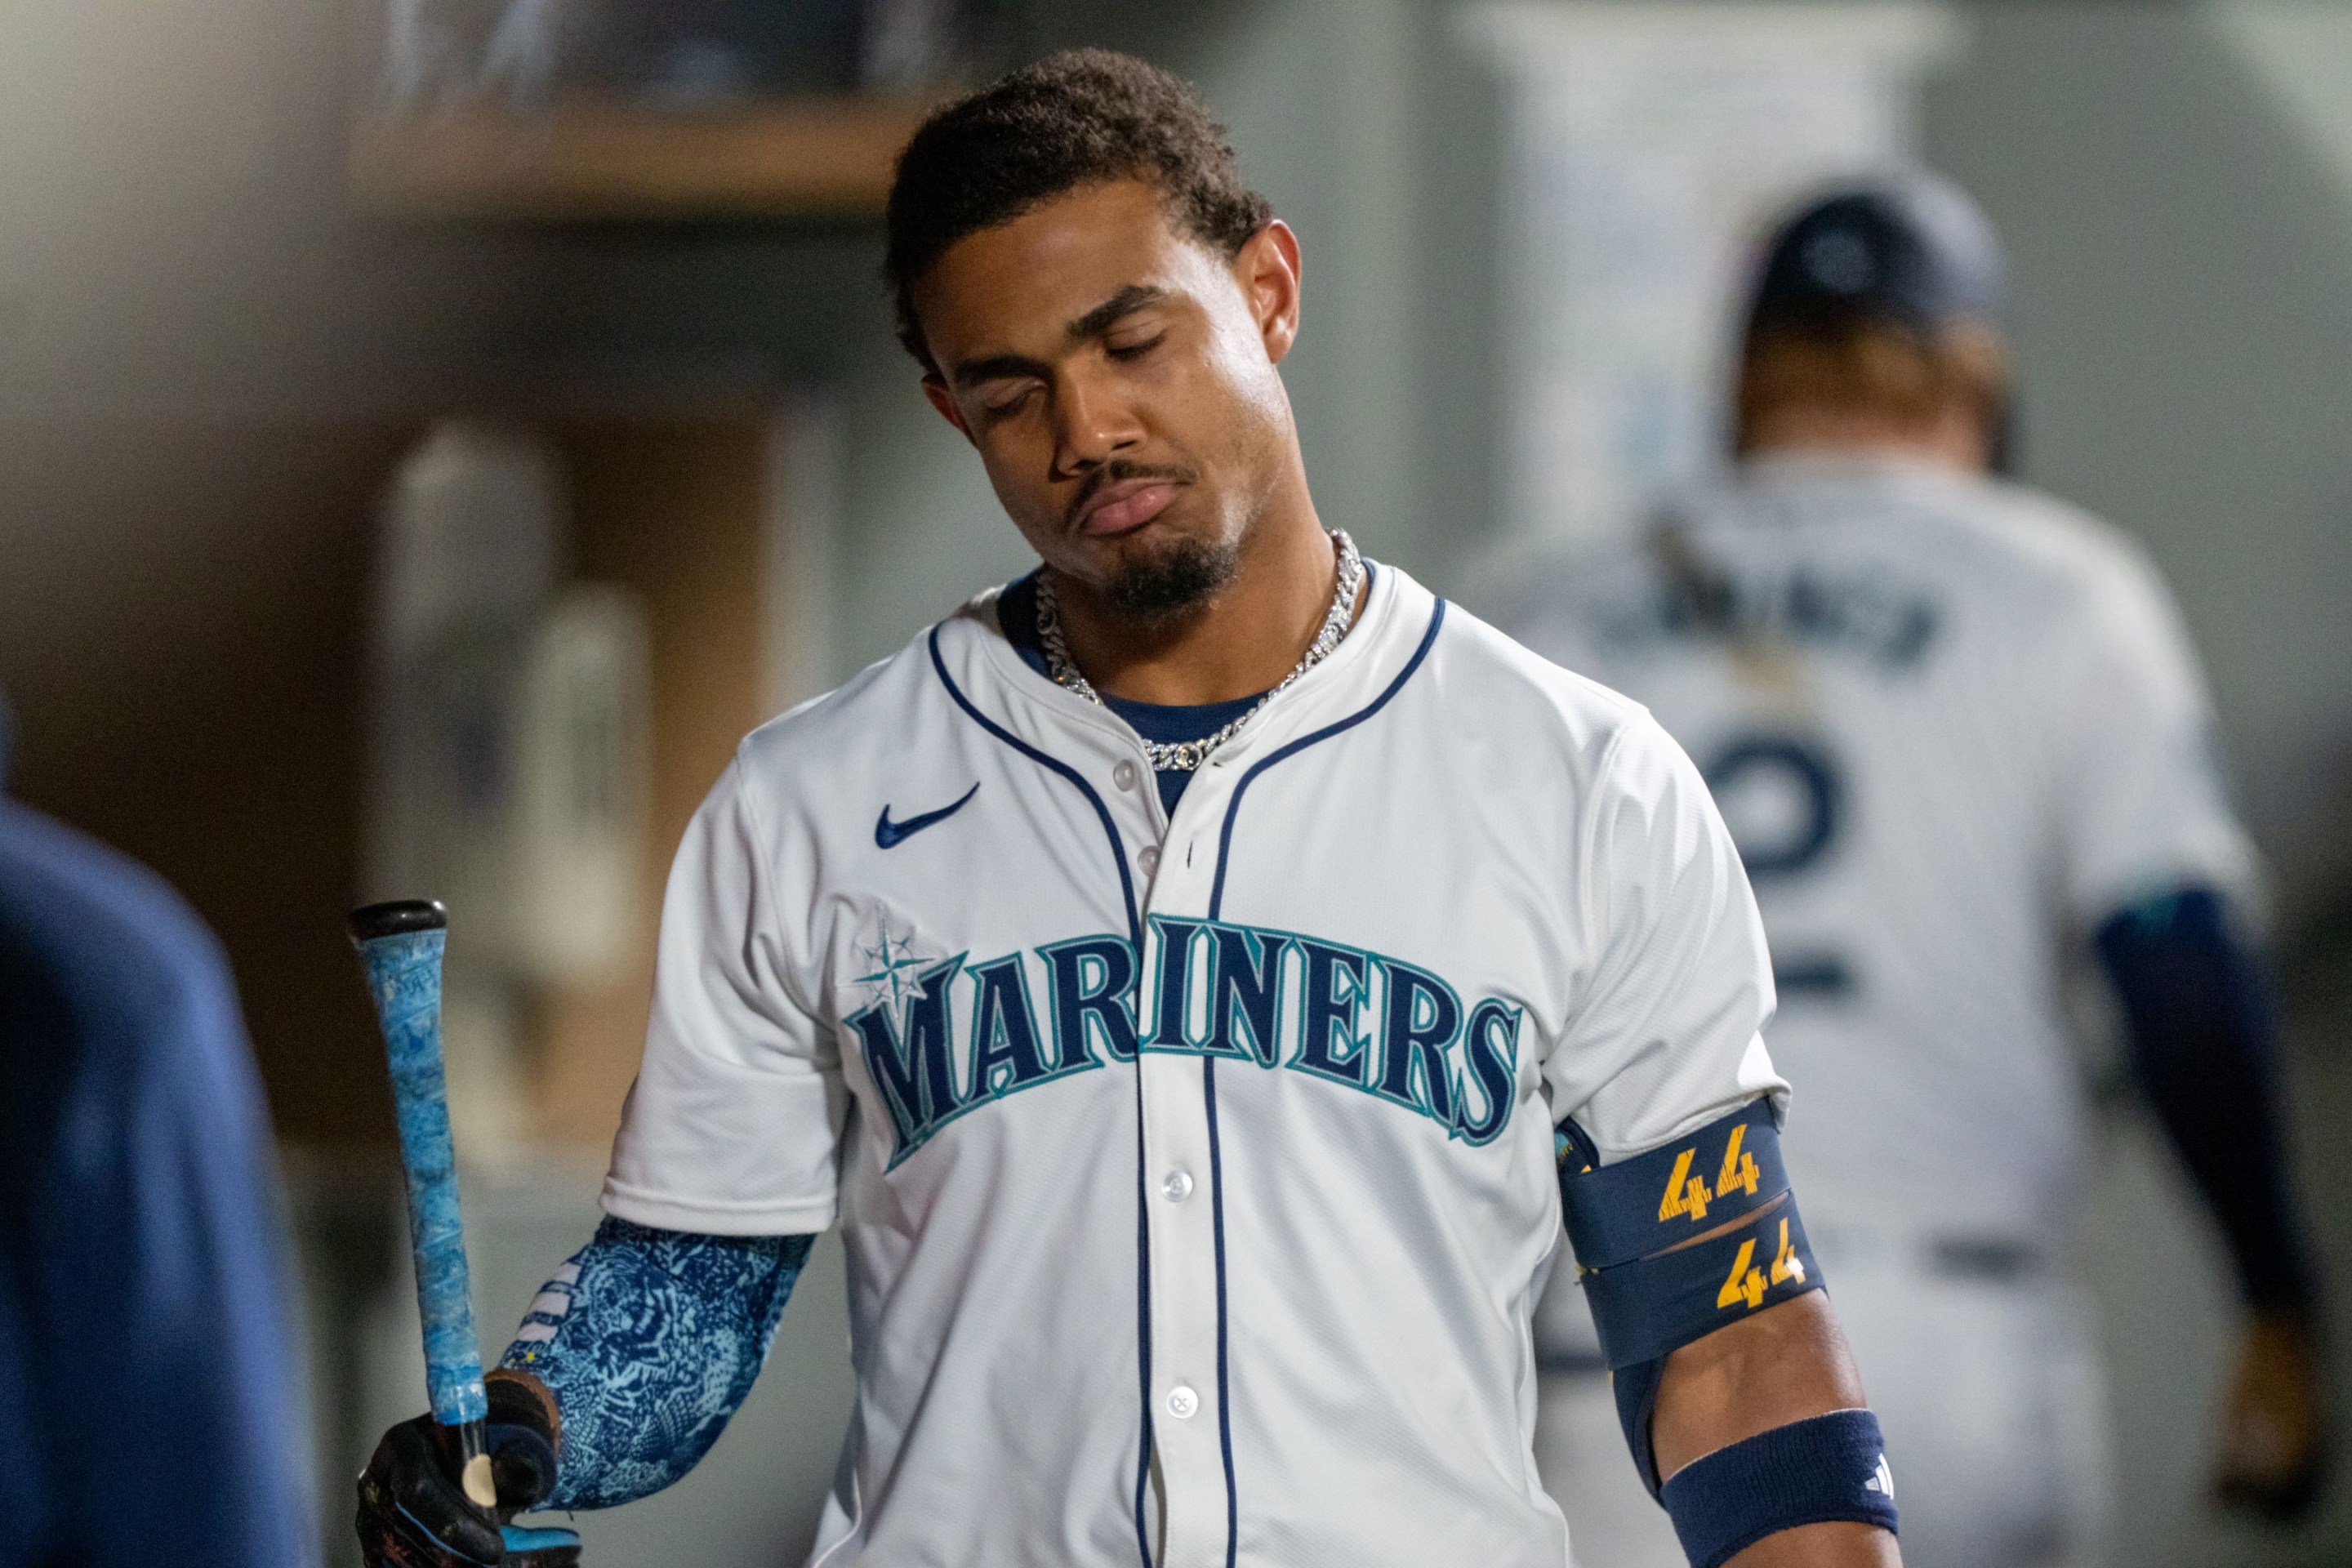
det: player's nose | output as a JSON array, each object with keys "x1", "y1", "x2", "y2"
[{"x1": 1049, "y1": 368, "x2": 1143, "y2": 478}]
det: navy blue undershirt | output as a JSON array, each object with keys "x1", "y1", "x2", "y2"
[
  {"x1": 2096, "y1": 887, "x2": 2316, "y2": 1311},
  {"x1": 998, "y1": 572, "x2": 1271, "y2": 813}
]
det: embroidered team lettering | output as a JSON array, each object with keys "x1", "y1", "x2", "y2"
[{"x1": 849, "y1": 915, "x2": 1523, "y2": 1167}]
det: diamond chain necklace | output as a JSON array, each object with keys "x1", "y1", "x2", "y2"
[{"x1": 1034, "y1": 528, "x2": 1364, "y2": 773}]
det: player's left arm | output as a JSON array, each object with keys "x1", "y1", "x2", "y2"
[
  {"x1": 1557, "y1": 1102, "x2": 1896, "y2": 1567},
  {"x1": 1549, "y1": 715, "x2": 1899, "y2": 1566},
  {"x1": 2097, "y1": 883, "x2": 2327, "y2": 1516},
  {"x1": 2047, "y1": 546, "x2": 2328, "y2": 1516}
]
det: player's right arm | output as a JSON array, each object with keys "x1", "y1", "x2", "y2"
[
  {"x1": 355, "y1": 1219, "x2": 817, "y2": 1567},
  {"x1": 359, "y1": 751, "x2": 846, "y2": 1565},
  {"x1": 488, "y1": 1219, "x2": 815, "y2": 1510},
  {"x1": 1547, "y1": 710, "x2": 1899, "y2": 1568}
]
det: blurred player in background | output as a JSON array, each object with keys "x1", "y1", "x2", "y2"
[
  {"x1": 0, "y1": 697, "x2": 319, "y2": 1566},
  {"x1": 1501, "y1": 176, "x2": 2328, "y2": 1567}
]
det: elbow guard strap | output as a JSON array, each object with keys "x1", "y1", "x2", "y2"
[{"x1": 1661, "y1": 1410, "x2": 1898, "y2": 1568}]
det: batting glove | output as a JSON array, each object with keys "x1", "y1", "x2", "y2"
[{"x1": 357, "y1": 1380, "x2": 580, "y2": 1568}]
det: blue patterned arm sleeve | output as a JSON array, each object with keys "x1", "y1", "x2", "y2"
[{"x1": 498, "y1": 1216, "x2": 816, "y2": 1510}]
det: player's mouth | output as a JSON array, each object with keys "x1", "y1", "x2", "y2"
[{"x1": 1068, "y1": 468, "x2": 1191, "y2": 538}]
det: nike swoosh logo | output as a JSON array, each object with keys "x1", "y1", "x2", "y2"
[{"x1": 875, "y1": 783, "x2": 980, "y2": 849}]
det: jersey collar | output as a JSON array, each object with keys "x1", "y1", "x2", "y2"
[
  {"x1": 1740, "y1": 448, "x2": 1989, "y2": 501},
  {"x1": 942, "y1": 554, "x2": 1424, "y2": 767}
]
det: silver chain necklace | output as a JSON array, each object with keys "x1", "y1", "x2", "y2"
[{"x1": 1034, "y1": 529, "x2": 1364, "y2": 773}]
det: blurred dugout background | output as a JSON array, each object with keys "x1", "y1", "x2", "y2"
[{"x1": 3, "y1": 0, "x2": 2351, "y2": 1563}]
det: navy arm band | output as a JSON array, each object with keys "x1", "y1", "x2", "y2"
[
  {"x1": 1582, "y1": 1198, "x2": 1821, "y2": 1369},
  {"x1": 1561, "y1": 1098, "x2": 1793, "y2": 1268},
  {"x1": 1560, "y1": 1099, "x2": 1823, "y2": 1368},
  {"x1": 1559, "y1": 1100, "x2": 1827, "y2": 1495},
  {"x1": 1661, "y1": 1410, "x2": 1898, "y2": 1568}
]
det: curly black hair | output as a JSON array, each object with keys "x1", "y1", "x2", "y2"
[{"x1": 884, "y1": 48, "x2": 1272, "y2": 371}]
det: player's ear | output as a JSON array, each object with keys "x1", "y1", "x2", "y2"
[
  {"x1": 1237, "y1": 220, "x2": 1302, "y2": 366},
  {"x1": 922, "y1": 374, "x2": 978, "y2": 446}
]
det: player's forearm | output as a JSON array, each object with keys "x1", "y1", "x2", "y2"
[
  {"x1": 496, "y1": 1218, "x2": 814, "y2": 1510},
  {"x1": 1654, "y1": 1291, "x2": 1900, "y2": 1564},
  {"x1": 1653, "y1": 1290, "x2": 1863, "y2": 1472}
]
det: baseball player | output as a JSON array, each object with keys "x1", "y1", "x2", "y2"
[
  {"x1": 358, "y1": 51, "x2": 1906, "y2": 1568},
  {"x1": 1499, "y1": 177, "x2": 2328, "y2": 1567}
]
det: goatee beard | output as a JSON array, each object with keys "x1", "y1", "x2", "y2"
[{"x1": 1104, "y1": 534, "x2": 1240, "y2": 621}]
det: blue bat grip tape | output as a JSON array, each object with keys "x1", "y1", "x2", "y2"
[
  {"x1": 359, "y1": 928, "x2": 488, "y2": 1428},
  {"x1": 504, "y1": 1526, "x2": 584, "y2": 1552}
]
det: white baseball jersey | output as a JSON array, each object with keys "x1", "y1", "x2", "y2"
[
  {"x1": 603, "y1": 560, "x2": 1785, "y2": 1568},
  {"x1": 1502, "y1": 452, "x2": 2254, "y2": 1252}
]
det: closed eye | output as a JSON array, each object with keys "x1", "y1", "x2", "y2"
[{"x1": 1106, "y1": 332, "x2": 1165, "y2": 362}]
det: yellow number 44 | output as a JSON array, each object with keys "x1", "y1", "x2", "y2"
[
  {"x1": 1659, "y1": 1147, "x2": 1713, "y2": 1222},
  {"x1": 1768, "y1": 1218, "x2": 1806, "y2": 1287},
  {"x1": 1716, "y1": 1237, "x2": 1766, "y2": 1310},
  {"x1": 1717, "y1": 1218, "x2": 1806, "y2": 1312},
  {"x1": 1716, "y1": 1123, "x2": 1762, "y2": 1200}
]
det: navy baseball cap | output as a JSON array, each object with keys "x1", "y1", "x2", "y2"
[{"x1": 1742, "y1": 174, "x2": 2007, "y2": 342}]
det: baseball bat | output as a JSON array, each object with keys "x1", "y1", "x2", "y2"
[{"x1": 348, "y1": 898, "x2": 499, "y2": 1512}]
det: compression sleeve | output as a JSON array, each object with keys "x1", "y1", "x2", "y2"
[
  {"x1": 2096, "y1": 886, "x2": 2315, "y2": 1311},
  {"x1": 497, "y1": 1217, "x2": 815, "y2": 1508}
]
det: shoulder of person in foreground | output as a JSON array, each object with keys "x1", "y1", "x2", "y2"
[
  {"x1": 0, "y1": 795, "x2": 317, "y2": 1566},
  {"x1": 0, "y1": 793, "x2": 244, "y2": 1042},
  {"x1": 733, "y1": 601, "x2": 971, "y2": 786}
]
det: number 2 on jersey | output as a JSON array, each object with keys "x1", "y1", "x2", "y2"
[{"x1": 1704, "y1": 732, "x2": 1855, "y2": 998}]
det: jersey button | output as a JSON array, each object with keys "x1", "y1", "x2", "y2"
[
  {"x1": 1166, "y1": 1385, "x2": 1200, "y2": 1419},
  {"x1": 1138, "y1": 845, "x2": 1160, "y2": 875},
  {"x1": 1112, "y1": 759, "x2": 1140, "y2": 791},
  {"x1": 1161, "y1": 1169, "x2": 1193, "y2": 1202}
]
